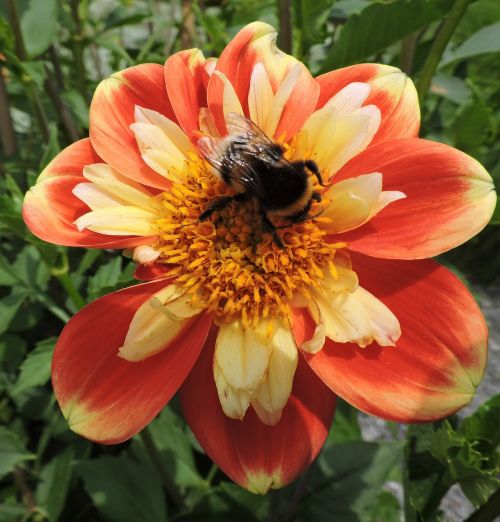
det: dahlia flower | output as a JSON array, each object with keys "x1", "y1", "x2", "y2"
[{"x1": 23, "y1": 22, "x2": 496, "y2": 493}]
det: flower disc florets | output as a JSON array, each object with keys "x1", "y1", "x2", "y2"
[{"x1": 154, "y1": 156, "x2": 341, "y2": 328}]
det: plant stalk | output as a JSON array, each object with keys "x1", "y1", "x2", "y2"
[
  {"x1": 55, "y1": 272, "x2": 86, "y2": 310},
  {"x1": 278, "y1": 0, "x2": 292, "y2": 54},
  {"x1": 44, "y1": 63, "x2": 80, "y2": 141},
  {"x1": 465, "y1": 488, "x2": 500, "y2": 522},
  {"x1": 0, "y1": 66, "x2": 17, "y2": 156},
  {"x1": 416, "y1": 0, "x2": 474, "y2": 104},
  {"x1": 180, "y1": 0, "x2": 195, "y2": 49},
  {"x1": 139, "y1": 427, "x2": 185, "y2": 510}
]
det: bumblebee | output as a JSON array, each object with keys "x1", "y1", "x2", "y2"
[{"x1": 198, "y1": 113, "x2": 323, "y2": 248}]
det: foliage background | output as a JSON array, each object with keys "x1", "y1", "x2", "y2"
[{"x1": 0, "y1": 0, "x2": 499, "y2": 521}]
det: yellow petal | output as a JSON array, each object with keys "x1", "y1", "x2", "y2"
[
  {"x1": 312, "y1": 285, "x2": 401, "y2": 348},
  {"x1": 324, "y1": 82, "x2": 371, "y2": 116},
  {"x1": 294, "y1": 104, "x2": 381, "y2": 180},
  {"x1": 299, "y1": 314, "x2": 326, "y2": 354},
  {"x1": 74, "y1": 206, "x2": 157, "y2": 236},
  {"x1": 214, "y1": 363, "x2": 251, "y2": 420},
  {"x1": 134, "y1": 106, "x2": 194, "y2": 156},
  {"x1": 132, "y1": 245, "x2": 160, "y2": 264},
  {"x1": 130, "y1": 122, "x2": 188, "y2": 178},
  {"x1": 322, "y1": 173, "x2": 406, "y2": 233},
  {"x1": 215, "y1": 319, "x2": 272, "y2": 392},
  {"x1": 213, "y1": 71, "x2": 244, "y2": 122},
  {"x1": 82, "y1": 163, "x2": 153, "y2": 209},
  {"x1": 252, "y1": 322, "x2": 298, "y2": 425},
  {"x1": 72, "y1": 182, "x2": 123, "y2": 210},
  {"x1": 265, "y1": 63, "x2": 302, "y2": 137},
  {"x1": 324, "y1": 106, "x2": 381, "y2": 176},
  {"x1": 248, "y1": 62, "x2": 274, "y2": 131},
  {"x1": 118, "y1": 285, "x2": 199, "y2": 362}
]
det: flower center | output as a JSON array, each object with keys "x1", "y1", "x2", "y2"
[{"x1": 153, "y1": 156, "x2": 344, "y2": 328}]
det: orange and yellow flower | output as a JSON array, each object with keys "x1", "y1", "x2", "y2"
[{"x1": 23, "y1": 22, "x2": 496, "y2": 493}]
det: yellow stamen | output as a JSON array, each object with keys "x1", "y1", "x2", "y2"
[{"x1": 151, "y1": 156, "x2": 343, "y2": 325}]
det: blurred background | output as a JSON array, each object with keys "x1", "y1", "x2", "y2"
[{"x1": 0, "y1": 1, "x2": 499, "y2": 521}]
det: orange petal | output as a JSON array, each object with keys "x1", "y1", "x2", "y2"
[
  {"x1": 164, "y1": 49, "x2": 212, "y2": 138},
  {"x1": 332, "y1": 139, "x2": 496, "y2": 259},
  {"x1": 298, "y1": 254, "x2": 488, "y2": 422},
  {"x1": 52, "y1": 281, "x2": 212, "y2": 443},
  {"x1": 22, "y1": 139, "x2": 152, "y2": 248},
  {"x1": 181, "y1": 328, "x2": 335, "y2": 493},
  {"x1": 207, "y1": 22, "x2": 318, "y2": 139},
  {"x1": 89, "y1": 64, "x2": 175, "y2": 190},
  {"x1": 134, "y1": 262, "x2": 172, "y2": 281},
  {"x1": 316, "y1": 63, "x2": 420, "y2": 145}
]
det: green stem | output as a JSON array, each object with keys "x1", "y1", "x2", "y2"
[
  {"x1": 6, "y1": 0, "x2": 50, "y2": 140},
  {"x1": 465, "y1": 488, "x2": 500, "y2": 522},
  {"x1": 205, "y1": 463, "x2": 218, "y2": 485},
  {"x1": 416, "y1": 0, "x2": 474, "y2": 104},
  {"x1": 403, "y1": 443, "x2": 418, "y2": 522},
  {"x1": 51, "y1": 251, "x2": 86, "y2": 310},
  {"x1": 139, "y1": 427, "x2": 185, "y2": 511},
  {"x1": 69, "y1": 0, "x2": 87, "y2": 102},
  {"x1": 56, "y1": 273, "x2": 86, "y2": 310}
]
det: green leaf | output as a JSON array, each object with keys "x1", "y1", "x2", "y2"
[
  {"x1": 0, "y1": 504, "x2": 26, "y2": 522},
  {"x1": 325, "y1": 399, "x2": 362, "y2": 445},
  {"x1": 0, "y1": 291, "x2": 27, "y2": 336},
  {"x1": 86, "y1": 256, "x2": 123, "y2": 300},
  {"x1": 20, "y1": 0, "x2": 58, "y2": 57},
  {"x1": 489, "y1": 198, "x2": 500, "y2": 224},
  {"x1": 0, "y1": 253, "x2": 18, "y2": 285},
  {"x1": 132, "y1": 407, "x2": 205, "y2": 489},
  {"x1": 461, "y1": 394, "x2": 500, "y2": 448},
  {"x1": 36, "y1": 449, "x2": 74, "y2": 522},
  {"x1": 429, "y1": 420, "x2": 500, "y2": 507},
  {"x1": 297, "y1": 441, "x2": 405, "y2": 521},
  {"x1": 182, "y1": 482, "x2": 270, "y2": 521},
  {"x1": 431, "y1": 74, "x2": 471, "y2": 105},
  {"x1": 321, "y1": 0, "x2": 453, "y2": 71},
  {"x1": 60, "y1": 90, "x2": 89, "y2": 128},
  {"x1": 10, "y1": 338, "x2": 55, "y2": 397},
  {"x1": 39, "y1": 123, "x2": 61, "y2": 170},
  {"x1": 0, "y1": 427, "x2": 35, "y2": 478},
  {"x1": 78, "y1": 455, "x2": 168, "y2": 522},
  {"x1": 0, "y1": 335, "x2": 27, "y2": 374},
  {"x1": 370, "y1": 491, "x2": 401, "y2": 522},
  {"x1": 452, "y1": 99, "x2": 491, "y2": 155},
  {"x1": 441, "y1": 21, "x2": 500, "y2": 67},
  {"x1": 294, "y1": 0, "x2": 332, "y2": 53}
]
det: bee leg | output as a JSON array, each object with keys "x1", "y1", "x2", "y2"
[
  {"x1": 199, "y1": 193, "x2": 250, "y2": 221},
  {"x1": 304, "y1": 160, "x2": 324, "y2": 186},
  {"x1": 312, "y1": 190, "x2": 322, "y2": 202},
  {"x1": 259, "y1": 210, "x2": 285, "y2": 249}
]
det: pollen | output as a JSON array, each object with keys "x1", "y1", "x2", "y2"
[{"x1": 152, "y1": 158, "x2": 342, "y2": 328}]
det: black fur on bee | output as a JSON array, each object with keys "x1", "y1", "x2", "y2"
[{"x1": 198, "y1": 113, "x2": 323, "y2": 248}]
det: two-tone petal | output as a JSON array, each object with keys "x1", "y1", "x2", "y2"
[
  {"x1": 207, "y1": 21, "x2": 319, "y2": 139},
  {"x1": 89, "y1": 64, "x2": 175, "y2": 189},
  {"x1": 316, "y1": 63, "x2": 420, "y2": 145},
  {"x1": 164, "y1": 49, "x2": 214, "y2": 138},
  {"x1": 181, "y1": 329, "x2": 335, "y2": 493},
  {"x1": 52, "y1": 281, "x2": 212, "y2": 443},
  {"x1": 23, "y1": 139, "x2": 152, "y2": 248},
  {"x1": 295, "y1": 253, "x2": 488, "y2": 422},
  {"x1": 333, "y1": 139, "x2": 496, "y2": 259}
]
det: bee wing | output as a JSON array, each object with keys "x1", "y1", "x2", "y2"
[
  {"x1": 198, "y1": 135, "x2": 232, "y2": 171},
  {"x1": 225, "y1": 113, "x2": 273, "y2": 144}
]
